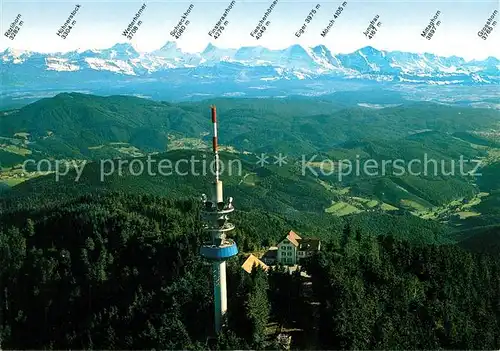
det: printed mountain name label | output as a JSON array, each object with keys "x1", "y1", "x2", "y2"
[
  {"x1": 4, "y1": 14, "x2": 23, "y2": 40},
  {"x1": 250, "y1": 0, "x2": 279, "y2": 40},
  {"x1": 209, "y1": 0, "x2": 236, "y2": 39},
  {"x1": 122, "y1": 3, "x2": 147, "y2": 39},
  {"x1": 171, "y1": 4, "x2": 194, "y2": 39},
  {"x1": 478, "y1": 9, "x2": 498, "y2": 40},
  {"x1": 295, "y1": 4, "x2": 321, "y2": 37},
  {"x1": 421, "y1": 10, "x2": 441, "y2": 40},
  {"x1": 363, "y1": 15, "x2": 382, "y2": 39},
  {"x1": 57, "y1": 4, "x2": 81, "y2": 39},
  {"x1": 321, "y1": 1, "x2": 348, "y2": 37}
]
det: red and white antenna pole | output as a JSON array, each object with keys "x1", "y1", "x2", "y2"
[
  {"x1": 211, "y1": 105, "x2": 220, "y2": 183},
  {"x1": 211, "y1": 105, "x2": 223, "y2": 203},
  {"x1": 201, "y1": 105, "x2": 237, "y2": 334}
]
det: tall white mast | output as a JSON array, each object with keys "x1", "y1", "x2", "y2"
[{"x1": 200, "y1": 105, "x2": 238, "y2": 334}]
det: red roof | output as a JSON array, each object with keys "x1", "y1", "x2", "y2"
[{"x1": 285, "y1": 230, "x2": 302, "y2": 247}]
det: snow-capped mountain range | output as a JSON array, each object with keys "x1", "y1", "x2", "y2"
[{"x1": 2, "y1": 42, "x2": 499, "y2": 85}]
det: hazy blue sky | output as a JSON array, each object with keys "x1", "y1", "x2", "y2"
[{"x1": 1, "y1": 0, "x2": 498, "y2": 60}]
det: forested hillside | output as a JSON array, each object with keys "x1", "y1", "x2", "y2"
[
  {"x1": 1, "y1": 192, "x2": 499, "y2": 349},
  {"x1": 2, "y1": 147, "x2": 489, "y2": 232},
  {"x1": 2, "y1": 94, "x2": 499, "y2": 221},
  {"x1": 1, "y1": 93, "x2": 499, "y2": 162},
  {"x1": 304, "y1": 232, "x2": 500, "y2": 349}
]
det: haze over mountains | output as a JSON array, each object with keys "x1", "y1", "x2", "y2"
[{"x1": 2, "y1": 42, "x2": 499, "y2": 86}]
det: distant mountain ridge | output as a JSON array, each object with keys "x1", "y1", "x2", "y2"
[
  {"x1": 2, "y1": 42, "x2": 499, "y2": 86},
  {"x1": 1, "y1": 92, "x2": 499, "y2": 163}
]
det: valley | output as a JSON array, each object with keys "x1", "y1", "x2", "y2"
[{"x1": 1, "y1": 93, "x2": 499, "y2": 234}]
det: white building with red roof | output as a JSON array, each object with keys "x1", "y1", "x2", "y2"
[{"x1": 275, "y1": 230, "x2": 321, "y2": 265}]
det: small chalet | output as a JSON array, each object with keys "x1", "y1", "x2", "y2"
[{"x1": 241, "y1": 254, "x2": 269, "y2": 274}]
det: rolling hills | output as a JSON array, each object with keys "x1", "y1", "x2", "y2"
[
  {"x1": 1, "y1": 93, "x2": 499, "y2": 244},
  {"x1": 1, "y1": 92, "x2": 499, "y2": 163}
]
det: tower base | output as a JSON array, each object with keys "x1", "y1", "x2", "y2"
[{"x1": 213, "y1": 260, "x2": 227, "y2": 333}]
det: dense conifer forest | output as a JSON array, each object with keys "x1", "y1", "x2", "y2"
[{"x1": 1, "y1": 192, "x2": 499, "y2": 349}]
